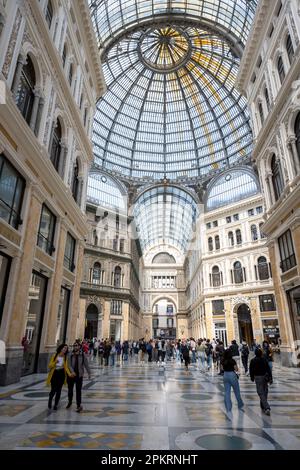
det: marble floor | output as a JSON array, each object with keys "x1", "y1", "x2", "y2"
[{"x1": 0, "y1": 357, "x2": 300, "y2": 450}]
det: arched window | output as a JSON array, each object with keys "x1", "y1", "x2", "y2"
[
  {"x1": 264, "y1": 87, "x2": 270, "y2": 112},
  {"x1": 271, "y1": 154, "x2": 284, "y2": 201},
  {"x1": 71, "y1": 159, "x2": 79, "y2": 203},
  {"x1": 50, "y1": 119, "x2": 62, "y2": 172},
  {"x1": 228, "y1": 231, "x2": 234, "y2": 247},
  {"x1": 259, "y1": 222, "x2": 266, "y2": 239},
  {"x1": 114, "y1": 266, "x2": 122, "y2": 287},
  {"x1": 215, "y1": 235, "x2": 220, "y2": 250},
  {"x1": 258, "y1": 101, "x2": 264, "y2": 125},
  {"x1": 92, "y1": 262, "x2": 101, "y2": 284},
  {"x1": 286, "y1": 34, "x2": 294, "y2": 65},
  {"x1": 236, "y1": 229, "x2": 242, "y2": 245},
  {"x1": 257, "y1": 256, "x2": 270, "y2": 280},
  {"x1": 294, "y1": 112, "x2": 300, "y2": 163},
  {"x1": 233, "y1": 261, "x2": 244, "y2": 284},
  {"x1": 251, "y1": 224, "x2": 258, "y2": 241},
  {"x1": 69, "y1": 63, "x2": 73, "y2": 87},
  {"x1": 208, "y1": 237, "x2": 213, "y2": 252},
  {"x1": 212, "y1": 266, "x2": 222, "y2": 287},
  {"x1": 277, "y1": 56, "x2": 285, "y2": 84},
  {"x1": 45, "y1": 0, "x2": 53, "y2": 29},
  {"x1": 15, "y1": 55, "x2": 36, "y2": 125},
  {"x1": 62, "y1": 43, "x2": 67, "y2": 68}
]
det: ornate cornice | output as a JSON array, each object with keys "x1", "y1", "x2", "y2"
[
  {"x1": 76, "y1": 0, "x2": 106, "y2": 98},
  {"x1": 236, "y1": 0, "x2": 275, "y2": 94}
]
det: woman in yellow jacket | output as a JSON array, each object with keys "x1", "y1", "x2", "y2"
[{"x1": 46, "y1": 343, "x2": 74, "y2": 410}]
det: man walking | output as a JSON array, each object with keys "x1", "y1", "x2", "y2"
[
  {"x1": 249, "y1": 348, "x2": 272, "y2": 415},
  {"x1": 67, "y1": 342, "x2": 91, "y2": 413}
]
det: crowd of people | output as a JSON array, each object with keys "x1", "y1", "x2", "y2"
[{"x1": 46, "y1": 336, "x2": 276, "y2": 419}]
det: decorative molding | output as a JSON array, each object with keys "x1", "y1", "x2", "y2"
[{"x1": 231, "y1": 295, "x2": 251, "y2": 309}]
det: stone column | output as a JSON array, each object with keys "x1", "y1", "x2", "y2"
[
  {"x1": 39, "y1": 221, "x2": 67, "y2": 371},
  {"x1": 268, "y1": 241, "x2": 294, "y2": 365},
  {"x1": 288, "y1": 137, "x2": 300, "y2": 175},
  {"x1": 35, "y1": 96, "x2": 44, "y2": 137},
  {"x1": 29, "y1": 88, "x2": 41, "y2": 132},
  {"x1": 224, "y1": 299, "x2": 235, "y2": 344},
  {"x1": 11, "y1": 54, "x2": 26, "y2": 99},
  {"x1": 58, "y1": 143, "x2": 67, "y2": 179},
  {"x1": 266, "y1": 173, "x2": 276, "y2": 206},
  {"x1": 204, "y1": 300, "x2": 214, "y2": 340},
  {"x1": 250, "y1": 297, "x2": 263, "y2": 345},
  {"x1": 1, "y1": 185, "x2": 43, "y2": 385},
  {"x1": 102, "y1": 300, "x2": 110, "y2": 340},
  {"x1": 67, "y1": 241, "x2": 85, "y2": 343}
]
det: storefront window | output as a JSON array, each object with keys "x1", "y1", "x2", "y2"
[
  {"x1": 262, "y1": 319, "x2": 280, "y2": 345},
  {"x1": 22, "y1": 272, "x2": 47, "y2": 375}
]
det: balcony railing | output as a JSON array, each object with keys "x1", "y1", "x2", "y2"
[{"x1": 81, "y1": 281, "x2": 129, "y2": 294}]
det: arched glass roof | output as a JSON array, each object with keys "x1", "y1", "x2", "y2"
[
  {"x1": 91, "y1": 2, "x2": 256, "y2": 182},
  {"x1": 133, "y1": 185, "x2": 198, "y2": 252},
  {"x1": 152, "y1": 252, "x2": 176, "y2": 264},
  {"x1": 87, "y1": 171, "x2": 126, "y2": 211},
  {"x1": 205, "y1": 168, "x2": 260, "y2": 211},
  {"x1": 89, "y1": 1, "x2": 257, "y2": 49}
]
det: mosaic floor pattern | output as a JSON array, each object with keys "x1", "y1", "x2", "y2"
[{"x1": 0, "y1": 357, "x2": 300, "y2": 450}]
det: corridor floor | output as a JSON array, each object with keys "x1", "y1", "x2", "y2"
[{"x1": 0, "y1": 358, "x2": 300, "y2": 450}]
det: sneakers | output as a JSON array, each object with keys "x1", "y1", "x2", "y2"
[
  {"x1": 76, "y1": 406, "x2": 83, "y2": 413},
  {"x1": 66, "y1": 402, "x2": 72, "y2": 409},
  {"x1": 264, "y1": 409, "x2": 271, "y2": 416}
]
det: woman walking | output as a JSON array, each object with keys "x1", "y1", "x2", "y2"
[
  {"x1": 181, "y1": 340, "x2": 190, "y2": 371},
  {"x1": 222, "y1": 349, "x2": 244, "y2": 417},
  {"x1": 47, "y1": 344, "x2": 74, "y2": 410}
]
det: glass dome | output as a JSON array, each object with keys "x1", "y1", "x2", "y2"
[
  {"x1": 89, "y1": 1, "x2": 257, "y2": 49},
  {"x1": 92, "y1": 19, "x2": 254, "y2": 182}
]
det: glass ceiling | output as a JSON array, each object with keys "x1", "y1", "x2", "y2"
[
  {"x1": 90, "y1": 1, "x2": 257, "y2": 182},
  {"x1": 89, "y1": 1, "x2": 258, "y2": 50},
  {"x1": 133, "y1": 186, "x2": 198, "y2": 252},
  {"x1": 205, "y1": 168, "x2": 259, "y2": 211}
]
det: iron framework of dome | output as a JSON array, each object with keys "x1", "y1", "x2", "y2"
[{"x1": 89, "y1": 1, "x2": 257, "y2": 182}]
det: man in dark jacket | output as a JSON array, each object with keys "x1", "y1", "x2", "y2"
[
  {"x1": 249, "y1": 348, "x2": 272, "y2": 415},
  {"x1": 67, "y1": 342, "x2": 91, "y2": 412}
]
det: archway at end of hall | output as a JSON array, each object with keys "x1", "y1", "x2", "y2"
[
  {"x1": 85, "y1": 304, "x2": 99, "y2": 339},
  {"x1": 237, "y1": 303, "x2": 254, "y2": 346},
  {"x1": 152, "y1": 298, "x2": 177, "y2": 339}
]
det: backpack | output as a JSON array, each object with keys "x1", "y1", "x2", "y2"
[
  {"x1": 161, "y1": 340, "x2": 165, "y2": 349},
  {"x1": 241, "y1": 345, "x2": 249, "y2": 357}
]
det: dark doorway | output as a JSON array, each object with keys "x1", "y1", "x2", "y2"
[
  {"x1": 85, "y1": 304, "x2": 98, "y2": 339},
  {"x1": 237, "y1": 304, "x2": 254, "y2": 346},
  {"x1": 22, "y1": 271, "x2": 48, "y2": 375}
]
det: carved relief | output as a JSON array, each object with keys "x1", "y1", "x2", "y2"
[{"x1": 2, "y1": 9, "x2": 22, "y2": 79}]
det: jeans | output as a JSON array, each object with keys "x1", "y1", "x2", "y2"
[
  {"x1": 192, "y1": 351, "x2": 196, "y2": 363},
  {"x1": 255, "y1": 375, "x2": 270, "y2": 411},
  {"x1": 207, "y1": 355, "x2": 212, "y2": 369},
  {"x1": 223, "y1": 371, "x2": 244, "y2": 412},
  {"x1": 110, "y1": 354, "x2": 115, "y2": 366},
  {"x1": 67, "y1": 376, "x2": 83, "y2": 407}
]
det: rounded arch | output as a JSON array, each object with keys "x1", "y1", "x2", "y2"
[
  {"x1": 152, "y1": 252, "x2": 176, "y2": 264},
  {"x1": 87, "y1": 169, "x2": 127, "y2": 212},
  {"x1": 20, "y1": 46, "x2": 43, "y2": 90},
  {"x1": 151, "y1": 295, "x2": 178, "y2": 313},
  {"x1": 52, "y1": 111, "x2": 68, "y2": 140},
  {"x1": 204, "y1": 166, "x2": 260, "y2": 211}
]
